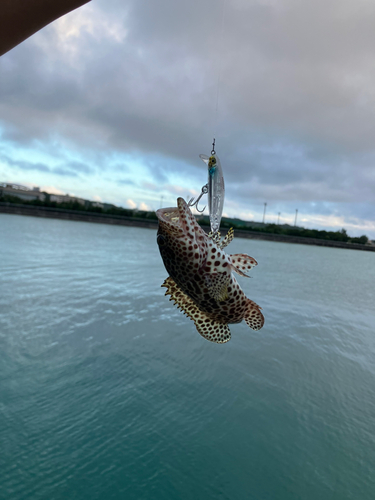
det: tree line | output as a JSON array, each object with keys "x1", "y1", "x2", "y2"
[{"x1": 1, "y1": 193, "x2": 369, "y2": 244}]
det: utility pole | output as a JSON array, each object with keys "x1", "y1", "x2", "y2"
[
  {"x1": 278, "y1": 212, "x2": 281, "y2": 225},
  {"x1": 160, "y1": 195, "x2": 164, "y2": 208},
  {"x1": 262, "y1": 202, "x2": 267, "y2": 224},
  {"x1": 294, "y1": 209, "x2": 298, "y2": 227}
]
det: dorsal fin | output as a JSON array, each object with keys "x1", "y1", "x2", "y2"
[
  {"x1": 243, "y1": 298, "x2": 264, "y2": 331},
  {"x1": 229, "y1": 253, "x2": 258, "y2": 277},
  {"x1": 220, "y1": 227, "x2": 234, "y2": 249},
  {"x1": 162, "y1": 277, "x2": 231, "y2": 343}
]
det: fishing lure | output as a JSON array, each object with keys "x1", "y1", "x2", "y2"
[
  {"x1": 198, "y1": 152, "x2": 225, "y2": 235},
  {"x1": 189, "y1": 140, "x2": 225, "y2": 235}
]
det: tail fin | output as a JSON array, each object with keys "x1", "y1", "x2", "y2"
[{"x1": 243, "y1": 298, "x2": 264, "y2": 331}]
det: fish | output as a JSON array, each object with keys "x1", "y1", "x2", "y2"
[
  {"x1": 199, "y1": 153, "x2": 225, "y2": 234},
  {"x1": 156, "y1": 197, "x2": 264, "y2": 344}
]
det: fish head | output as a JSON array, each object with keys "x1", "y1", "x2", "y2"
[{"x1": 156, "y1": 197, "x2": 208, "y2": 280}]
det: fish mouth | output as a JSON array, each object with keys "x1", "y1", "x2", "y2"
[
  {"x1": 155, "y1": 206, "x2": 181, "y2": 226},
  {"x1": 155, "y1": 197, "x2": 189, "y2": 227}
]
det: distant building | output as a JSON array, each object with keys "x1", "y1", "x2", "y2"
[
  {"x1": 102, "y1": 203, "x2": 116, "y2": 210},
  {"x1": 91, "y1": 201, "x2": 104, "y2": 208},
  {"x1": 1, "y1": 181, "x2": 121, "y2": 214},
  {"x1": 50, "y1": 194, "x2": 85, "y2": 205},
  {"x1": 0, "y1": 182, "x2": 45, "y2": 202}
]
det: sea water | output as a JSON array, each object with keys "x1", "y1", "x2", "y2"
[{"x1": 1, "y1": 213, "x2": 375, "y2": 500}]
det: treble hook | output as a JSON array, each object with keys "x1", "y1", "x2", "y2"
[{"x1": 188, "y1": 183, "x2": 208, "y2": 213}]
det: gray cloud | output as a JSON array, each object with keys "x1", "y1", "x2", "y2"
[
  {"x1": 117, "y1": 178, "x2": 136, "y2": 186},
  {"x1": 0, "y1": 0, "x2": 375, "y2": 234},
  {"x1": 0, "y1": 153, "x2": 93, "y2": 178},
  {"x1": 52, "y1": 167, "x2": 79, "y2": 177},
  {"x1": 63, "y1": 161, "x2": 94, "y2": 175},
  {"x1": 0, "y1": 153, "x2": 51, "y2": 173}
]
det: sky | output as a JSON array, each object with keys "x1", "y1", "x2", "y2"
[{"x1": 1, "y1": 0, "x2": 375, "y2": 237}]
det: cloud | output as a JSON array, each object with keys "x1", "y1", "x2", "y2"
[
  {"x1": 0, "y1": 0, "x2": 375, "y2": 236},
  {"x1": 117, "y1": 177, "x2": 136, "y2": 186},
  {"x1": 39, "y1": 185, "x2": 66, "y2": 195},
  {"x1": 126, "y1": 198, "x2": 137, "y2": 209},
  {"x1": 0, "y1": 153, "x2": 95, "y2": 178},
  {"x1": 52, "y1": 167, "x2": 79, "y2": 177},
  {"x1": 139, "y1": 202, "x2": 150, "y2": 211},
  {"x1": 0, "y1": 153, "x2": 51, "y2": 173}
]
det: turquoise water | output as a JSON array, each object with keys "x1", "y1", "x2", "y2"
[{"x1": 1, "y1": 213, "x2": 375, "y2": 500}]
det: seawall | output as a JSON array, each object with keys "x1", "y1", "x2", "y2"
[
  {"x1": 0, "y1": 202, "x2": 158, "y2": 229},
  {"x1": 1, "y1": 202, "x2": 374, "y2": 252}
]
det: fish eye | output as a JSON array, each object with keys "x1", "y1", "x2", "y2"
[{"x1": 157, "y1": 234, "x2": 166, "y2": 246}]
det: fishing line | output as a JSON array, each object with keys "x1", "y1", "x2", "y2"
[
  {"x1": 213, "y1": 0, "x2": 227, "y2": 146},
  {"x1": 190, "y1": 0, "x2": 227, "y2": 233}
]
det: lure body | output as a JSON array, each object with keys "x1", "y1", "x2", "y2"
[
  {"x1": 156, "y1": 197, "x2": 264, "y2": 343},
  {"x1": 199, "y1": 153, "x2": 225, "y2": 234}
]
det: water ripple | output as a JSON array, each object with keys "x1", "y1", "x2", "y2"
[{"x1": 1, "y1": 214, "x2": 375, "y2": 500}]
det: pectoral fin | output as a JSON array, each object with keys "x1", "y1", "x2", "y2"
[
  {"x1": 230, "y1": 254, "x2": 258, "y2": 278},
  {"x1": 204, "y1": 272, "x2": 231, "y2": 301},
  {"x1": 162, "y1": 277, "x2": 231, "y2": 343},
  {"x1": 243, "y1": 298, "x2": 264, "y2": 331}
]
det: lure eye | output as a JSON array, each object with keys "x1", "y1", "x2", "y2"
[{"x1": 157, "y1": 234, "x2": 166, "y2": 246}]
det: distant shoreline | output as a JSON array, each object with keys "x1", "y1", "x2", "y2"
[{"x1": 1, "y1": 202, "x2": 374, "y2": 252}]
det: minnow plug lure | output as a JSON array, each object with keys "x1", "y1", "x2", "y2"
[{"x1": 199, "y1": 152, "x2": 225, "y2": 234}]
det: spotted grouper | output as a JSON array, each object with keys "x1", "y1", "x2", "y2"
[{"x1": 156, "y1": 197, "x2": 264, "y2": 343}]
